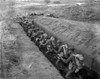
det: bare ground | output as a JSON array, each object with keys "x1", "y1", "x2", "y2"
[
  {"x1": 0, "y1": 20, "x2": 64, "y2": 79},
  {"x1": 34, "y1": 16, "x2": 100, "y2": 75}
]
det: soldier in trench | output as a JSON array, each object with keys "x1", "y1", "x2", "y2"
[
  {"x1": 34, "y1": 30, "x2": 44, "y2": 41},
  {"x1": 27, "y1": 25, "x2": 37, "y2": 37},
  {"x1": 42, "y1": 37, "x2": 70, "y2": 74},
  {"x1": 55, "y1": 43, "x2": 69, "y2": 65},
  {"x1": 27, "y1": 28, "x2": 34, "y2": 37},
  {"x1": 46, "y1": 37, "x2": 60, "y2": 52},
  {"x1": 25, "y1": 22, "x2": 35, "y2": 33},
  {"x1": 64, "y1": 53, "x2": 84, "y2": 79},
  {"x1": 35, "y1": 31, "x2": 45, "y2": 46},
  {"x1": 30, "y1": 28, "x2": 40, "y2": 41},
  {"x1": 38, "y1": 33, "x2": 49, "y2": 52},
  {"x1": 42, "y1": 37, "x2": 55, "y2": 54},
  {"x1": 27, "y1": 23, "x2": 35, "y2": 31},
  {"x1": 39, "y1": 36, "x2": 59, "y2": 63}
]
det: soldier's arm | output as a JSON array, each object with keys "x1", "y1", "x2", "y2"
[
  {"x1": 39, "y1": 40, "x2": 44, "y2": 47},
  {"x1": 56, "y1": 45, "x2": 63, "y2": 53},
  {"x1": 39, "y1": 36, "x2": 43, "y2": 41},
  {"x1": 53, "y1": 45, "x2": 63, "y2": 54},
  {"x1": 42, "y1": 40, "x2": 50, "y2": 46},
  {"x1": 64, "y1": 55, "x2": 73, "y2": 64},
  {"x1": 45, "y1": 49, "x2": 50, "y2": 54}
]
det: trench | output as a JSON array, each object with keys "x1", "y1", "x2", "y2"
[{"x1": 17, "y1": 16, "x2": 100, "y2": 79}]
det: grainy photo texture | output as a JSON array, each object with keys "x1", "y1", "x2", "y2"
[{"x1": 0, "y1": 0, "x2": 100, "y2": 79}]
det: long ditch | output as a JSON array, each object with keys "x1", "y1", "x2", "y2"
[{"x1": 17, "y1": 16, "x2": 99, "y2": 79}]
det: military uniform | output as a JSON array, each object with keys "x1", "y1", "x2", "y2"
[
  {"x1": 38, "y1": 33, "x2": 48, "y2": 51},
  {"x1": 35, "y1": 31, "x2": 44, "y2": 45},
  {"x1": 65, "y1": 53, "x2": 84, "y2": 78},
  {"x1": 56, "y1": 44, "x2": 68, "y2": 65}
]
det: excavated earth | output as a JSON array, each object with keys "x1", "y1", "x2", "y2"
[
  {"x1": 0, "y1": 20, "x2": 64, "y2": 79},
  {"x1": 34, "y1": 16, "x2": 100, "y2": 75},
  {"x1": 0, "y1": 1, "x2": 65, "y2": 79},
  {"x1": 1, "y1": 1, "x2": 100, "y2": 78}
]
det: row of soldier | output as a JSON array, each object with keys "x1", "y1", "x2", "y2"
[{"x1": 18, "y1": 16, "x2": 84, "y2": 79}]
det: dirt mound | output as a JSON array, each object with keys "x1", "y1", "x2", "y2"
[{"x1": 34, "y1": 16, "x2": 100, "y2": 75}]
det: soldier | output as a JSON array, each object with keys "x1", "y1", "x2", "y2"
[
  {"x1": 27, "y1": 28, "x2": 34, "y2": 37},
  {"x1": 23, "y1": 18, "x2": 28, "y2": 25},
  {"x1": 22, "y1": 20, "x2": 29, "y2": 32},
  {"x1": 47, "y1": 37, "x2": 59, "y2": 52},
  {"x1": 30, "y1": 29, "x2": 41, "y2": 41},
  {"x1": 43, "y1": 37, "x2": 60, "y2": 53},
  {"x1": 65, "y1": 53, "x2": 84, "y2": 79},
  {"x1": 35, "y1": 31, "x2": 45, "y2": 43},
  {"x1": 28, "y1": 27, "x2": 39, "y2": 37},
  {"x1": 27, "y1": 25, "x2": 37, "y2": 34},
  {"x1": 55, "y1": 40, "x2": 62, "y2": 51},
  {"x1": 34, "y1": 30, "x2": 44, "y2": 38},
  {"x1": 21, "y1": 20, "x2": 28, "y2": 28},
  {"x1": 55, "y1": 43, "x2": 69, "y2": 65},
  {"x1": 30, "y1": 31, "x2": 36, "y2": 41},
  {"x1": 20, "y1": 16, "x2": 26, "y2": 24},
  {"x1": 43, "y1": 36, "x2": 58, "y2": 63},
  {"x1": 44, "y1": 36, "x2": 55, "y2": 54},
  {"x1": 45, "y1": 44, "x2": 53, "y2": 55},
  {"x1": 46, "y1": 44, "x2": 56, "y2": 63},
  {"x1": 35, "y1": 31, "x2": 44, "y2": 45},
  {"x1": 26, "y1": 21, "x2": 32, "y2": 25},
  {"x1": 38, "y1": 33, "x2": 49, "y2": 52},
  {"x1": 32, "y1": 28, "x2": 40, "y2": 33},
  {"x1": 38, "y1": 33, "x2": 48, "y2": 46},
  {"x1": 27, "y1": 23, "x2": 35, "y2": 30},
  {"x1": 39, "y1": 36, "x2": 53, "y2": 46}
]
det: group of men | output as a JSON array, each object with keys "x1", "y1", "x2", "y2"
[{"x1": 18, "y1": 16, "x2": 84, "y2": 79}]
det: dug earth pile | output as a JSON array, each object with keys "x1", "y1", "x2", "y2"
[{"x1": 34, "y1": 16, "x2": 100, "y2": 75}]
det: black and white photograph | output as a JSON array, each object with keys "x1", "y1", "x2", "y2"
[{"x1": 0, "y1": 0, "x2": 100, "y2": 79}]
